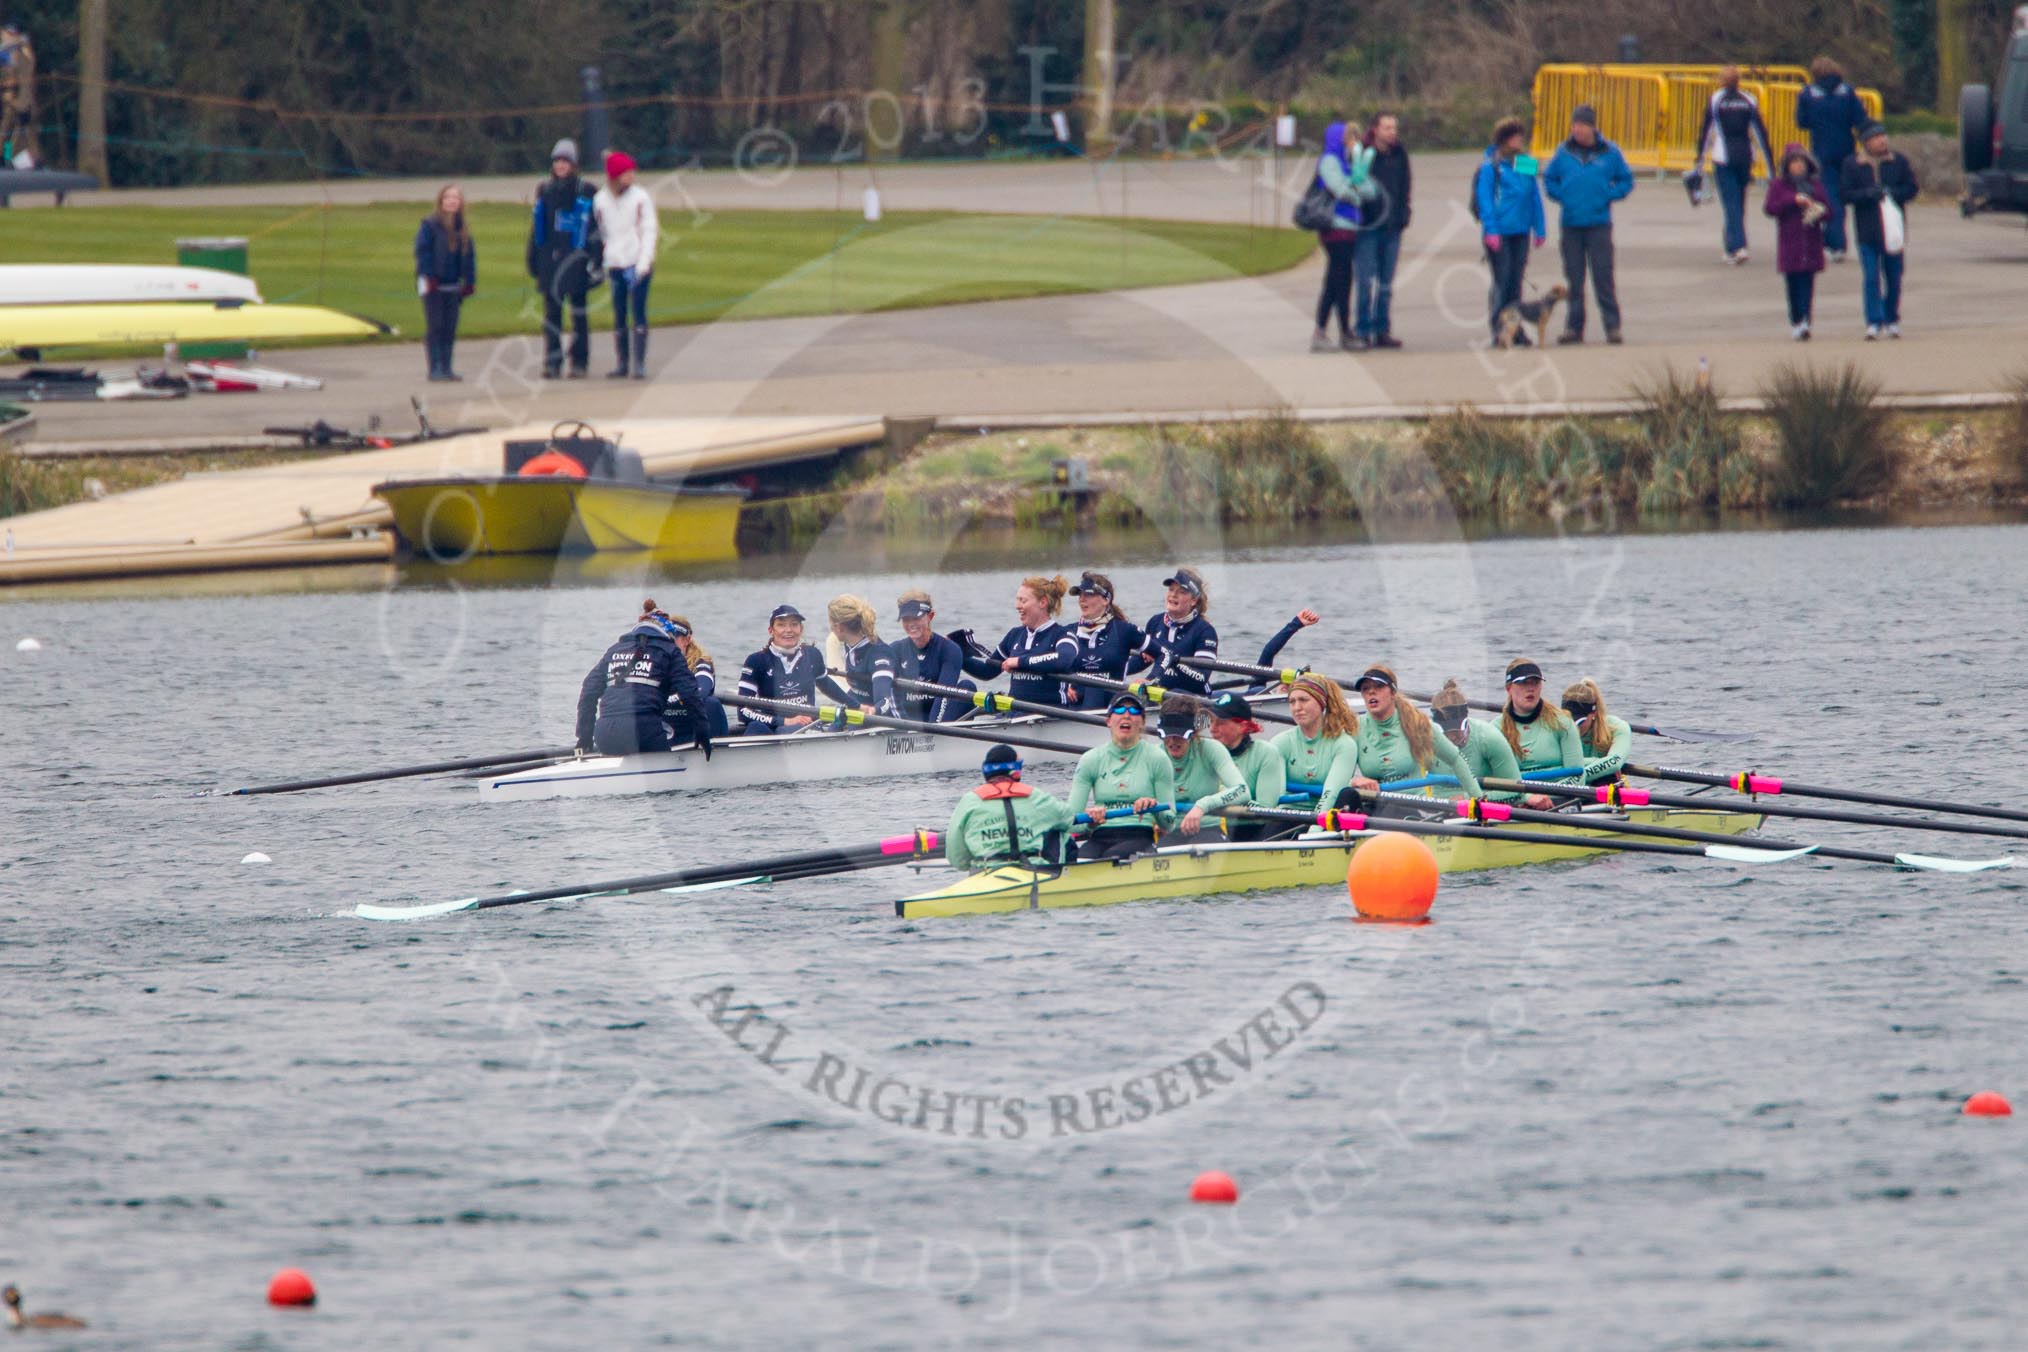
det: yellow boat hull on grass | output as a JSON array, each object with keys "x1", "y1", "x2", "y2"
[
  {"x1": 894, "y1": 807, "x2": 1766, "y2": 918},
  {"x1": 373, "y1": 477, "x2": 746, "y2": 562},
  {"x1": 0, "y1": 302, "x2": 390, "y2": 351}
]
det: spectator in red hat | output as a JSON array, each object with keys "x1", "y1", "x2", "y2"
[{"x1": 594, "y1": 150, "x2": 659, "y2": 379}]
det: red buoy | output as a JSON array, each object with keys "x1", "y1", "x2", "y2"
[
  {"x1": 1964, "y1": 1091, "x2": 2013, "y2": 1117},
  {"x1": 1189, "y1": 1171, "x2": 1239, "y2": 1204},
  {"x1": 267, "y1": 1269, "x2": 317, "y2": 1307}
]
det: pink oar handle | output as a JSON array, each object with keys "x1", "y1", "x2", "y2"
[{"x1": 879, "y1": 830, "x2": 941, "y2": 855}]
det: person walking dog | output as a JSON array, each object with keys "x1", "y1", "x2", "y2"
[
  {"x1": 594, "y1": 150, "x2": 658, "y2": 380},
  {"x1": 1692, "y1": 66, "x2": 1775, "y2": 265},
  {"x1": 414, "y1": 183, "x2": 477, "y2": 381},
  {"x1": 1841, "y1": 122, "x2": 1918, "y2": 340},
  {"x1": 1474, "y1": 117, "x2": 1546, "y2": 347},
  {"x1": 1542, "y1": 104, "x2": 1633, "y2": 345},
  {"x1": 1764, "y1": 144, "x2": 1829, "y2": 340}
]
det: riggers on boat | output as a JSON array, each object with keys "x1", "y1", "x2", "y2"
[{"x1": 892, "y1": 806, "x2": 1766, "y2": 918}]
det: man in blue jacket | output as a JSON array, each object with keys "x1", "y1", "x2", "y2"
[
  {"x1": 1542, "y1": 105, "x2": 1634, "y2": 345},
  {"x1": 1474, "y1": 117, "x2": 1546, "y2": 347},
  {"x1": 1795, "y1": 55, "x2": 1868, "y2": 260}
]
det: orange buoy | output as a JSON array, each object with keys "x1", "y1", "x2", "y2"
[
  {"x1": 266, "y1": 1269, "x2": 317, "y2": 1307},
  {"x1": 1346, "y1": 830, "x2": 1439, "y2": 920},
  {"x1": 517, "y1": 449, "x2": 588, "y2": 479},
  {"x1": 1189, "y1": 1171, "x2": 1239, "y2": 1204},
  {"x1": 1964, "y1": 1091, "x2": 2013, "y2": 1117}
]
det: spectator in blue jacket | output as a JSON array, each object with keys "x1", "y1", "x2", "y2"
[
  {"x1": 1474, "y1": 117, "x2": 1546, "y2": 347},
  {"x1": 1542, "y1": 105, "x2": 1634, "y2": 345},
  {"x1": 1795, "y1": 55, "x2": 1869, "y2": 260}
]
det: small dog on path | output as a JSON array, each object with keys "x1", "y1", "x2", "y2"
[{"x1": 1495, "y1": 283, "x2": 1568, "y2": 350}]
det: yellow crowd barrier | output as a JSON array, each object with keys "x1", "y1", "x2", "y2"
[{"x1": 1531, "y1": 64, "x2": 1882, "y2": 176}]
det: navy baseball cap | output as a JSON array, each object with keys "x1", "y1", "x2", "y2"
[
  {"x1": 770, "y1": 604, "x2": 805, "y2": 623},
  {"x1": 897, "y1": 598, "x2": 934, "y2": 619}
]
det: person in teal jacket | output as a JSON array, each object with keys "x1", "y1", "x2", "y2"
[
  {"x1": 1067, "y1": 691, "x2": 1178, "y2": 859},
  {"x1": 1346, "y1": 665, "x2": 1481, "y2": 800},
  {"x1": 1499, "y1": 657, "x2": 1585, "y2": 808},
  {"x1": 1156, "y1": 695, "x2": 1247, "y2": 838},
  {"x1": 1430, "y1": 681, "x2": 1526, "y2": 803},
  {"x1": 1272, "y1": 673, "x2": 1361, "y2": 808},
  {"x1": 1561, "y1": 677, "x2": 1632, "y2": 785},
  {"x1": 1475, "y1": 117, "x2": 1546, "y2": 346},
  {"x1": 1208, "y1": 691, "x2": 1290, "y2": 841},
  {"x1": 943, "y1": 745, "x2": 1075, "y2": 871},
  {"x1": 1542, "y1": 105, "x2": 1634, "y2": 344}
]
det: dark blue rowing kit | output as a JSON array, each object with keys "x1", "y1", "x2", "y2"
[
  {"x1": 577, "y1": 623, "x2": 714, "y2": 755},
  {"x1": 735, "y1": 642, "x2": 828, "y2": 734}
]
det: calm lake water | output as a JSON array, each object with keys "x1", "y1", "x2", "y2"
[{"x1": 5, "y1": 519, "x2": 2027, "y2": 1348}]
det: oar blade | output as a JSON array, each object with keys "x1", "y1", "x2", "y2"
[
  {"x1": 354, "y1": 896, "x2": 482, "y2": 922},
  {"x1": 1704, "y1": 843, "x2": 1819, "y2": 864},
  {"x1": 1894, "y1": 852, "x2": 2017, "y2": 873},
  {"x1": 1641, "y1": 726, "x2": 1757, "y2": 744},
  {"x1": 658, "y1": 875, "x2": 768, "y2": 894}
]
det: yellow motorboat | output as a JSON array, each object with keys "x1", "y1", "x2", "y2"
[{"x1": 373, "y1": 476, "x2": 746, "y2": 562}]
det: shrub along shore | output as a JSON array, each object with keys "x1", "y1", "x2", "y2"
[{"x1": 744, "y1": 366, "x2": 2028, "y2": 542}]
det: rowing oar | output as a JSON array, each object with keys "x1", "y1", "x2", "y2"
[
  {"x1": 1628, "y1": 763, "x2": 2028, "y2": 826},
  {"x1": 1483, "y1": 778, "x2": 2028, "y2": 847},
  {"x1": 355, "y1": 830, "x2": 947, "y2": 921},
  {"x1": 224, "y1": 746, "x2": 578, "y2": 796},
  {"x1": 1056, "y1": 670, "x2": 1297, "y2": 724},
  {"x1": 1356, "y1": 791, "x2": 2012, "y2": 872},
  {"x1": 1181, "y1": 656, "x2": 1751, "y2": 744},
  {"x1": 1213, "y1": 805, "x2": 1814, "y2": 866},
  {"x1": 840, "y1": 671, "x2": 1110, "y2": 727},
  {"x1": 733, "y1": 695, "x2": 1089, "y2": 755}
]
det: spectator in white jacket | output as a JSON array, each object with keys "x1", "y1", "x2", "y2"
[{"x1": 594, "y1": 150, "x2": 659, "y2": 380}]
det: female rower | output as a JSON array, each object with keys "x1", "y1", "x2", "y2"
[
  {"x1": 1347, "y1": 665, "x2": 1481, "y2": 800},
  {"x1": 660, "y1": 612, "x2": 730, "y2": 743},
  {"x1": 576, "y1": 600, "x2": 715, "y2": 757},
  {"x1": 1063, "y1": 571, "x2": 1142, "y2": 711},
  {"x1": 1430, "y1": 680, "x2": 1524, "y2": 802},
  {"x1": 1272, "y1": 673, "x2": 1361, "y2": 807},
  {"x1": 1067, "y1": 691, "x2": 1178, "y2": 859},
  {"x1": 1562, "y1": 677, "x2": 1632, "y2": 785},
  {"x1": 943, "y1": 744, "x2": 1074, "y2": 871},
  {"x1": 817, "y1": 594, "x2": 898, "y2": 717},
  {"x1": 1500, "y1": 657, "x2": 1586, "y2": 807},
  {"x1": 890, "y1": 589, "x2": 973, "y2": 722},
  {"x1": 1131, "y1": 566, "x2": 1218, "y2": 695},
  {"x1": 1156, "y1": 694, "x2": 1247, "y2": 837},
  {"x1": 734, "y1": 603, "x2": 827, "y2": 734},
  {"x1": 1207, "y1": 691, "x2": 1289, "y2": 840},
  {"x1": 961, "y1": 574, "x2": 1076, "y2": 708}
]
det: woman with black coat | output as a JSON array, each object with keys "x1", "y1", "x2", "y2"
[{"x1": 414, "y1": 183, "x2": 477, "y2": 381}]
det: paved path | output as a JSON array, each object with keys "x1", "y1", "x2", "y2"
[{"x1": 19, "y1": 153, "x2": 2028, "y2": 445}]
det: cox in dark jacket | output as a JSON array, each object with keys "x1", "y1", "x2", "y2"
[{"x1": 577, "y1": 608, "x2": 714, "y2": 756}]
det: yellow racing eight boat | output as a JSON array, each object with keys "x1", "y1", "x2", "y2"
[{"x1": 893, "y1": 806, "x2": 1766, "y2": 918}]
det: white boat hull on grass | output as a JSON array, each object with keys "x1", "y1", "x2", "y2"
[{"x1": 0, "y1": 264, "x2": 263, "y2": 307}]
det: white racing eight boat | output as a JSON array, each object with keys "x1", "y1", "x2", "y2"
[
  {"x1": 480, "y1": 715, "x2": 1082, "y2": 803},
  {"x1": 478, "y1": 693, "x2": 1291, "y2": 804}
]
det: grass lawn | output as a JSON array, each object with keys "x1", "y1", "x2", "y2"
[{"x1": 0, "y1": 204, "x2": 1314, "y2": 343}]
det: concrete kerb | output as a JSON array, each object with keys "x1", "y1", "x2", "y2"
[{"x1": 938, "y1": 390, "x2": 2025, "y2": 431}]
